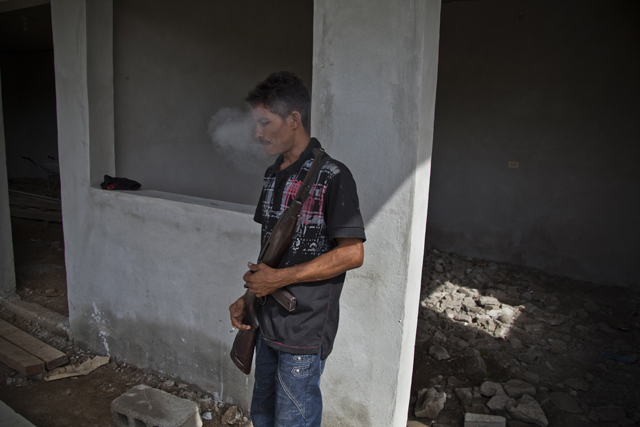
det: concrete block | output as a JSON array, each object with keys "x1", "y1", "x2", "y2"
[
  {"x1": 111, "y1": 385, "x2": 202, "y2": 427},
  {"x1": 464, "y1": 412, "x2": 506, "y2": 427}
]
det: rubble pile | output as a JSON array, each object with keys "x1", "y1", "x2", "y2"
[{"x1": 410, "y1": 249, "x2": 640, "y2": 427}]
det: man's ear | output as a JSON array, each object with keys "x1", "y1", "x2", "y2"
[{"x1": 289, "y1": 111, "x2": 301, "y2": 129}]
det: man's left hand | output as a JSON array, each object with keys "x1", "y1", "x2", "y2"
[{"x1": 243, "y1": 262, "x2": 287, "y2": 298}]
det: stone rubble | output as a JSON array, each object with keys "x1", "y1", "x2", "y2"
[{"x1": 410, "y1": 249, "x2": 640, "y2": 427}]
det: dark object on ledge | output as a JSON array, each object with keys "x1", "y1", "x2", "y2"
[{"x1": 100, "y1": 175, "x2": 141, "y2": 191}]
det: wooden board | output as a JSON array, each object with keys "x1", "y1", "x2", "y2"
[
  {"x1": 9, "y1": 193, "x2": 61, "y2": 210},
  {"x1": 0, "y1": 337, "x2": 45, "y2": 376},
  {"x1": 9, "y1": 206, "x2": 63, "y2": 223},
  {"x1": 0, "y1": 319, "x2": 68, "y2": 369}
]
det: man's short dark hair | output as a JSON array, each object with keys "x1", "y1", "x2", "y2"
[{"x1": 245, "y1": 71, "x2": 311, "y2": 133}]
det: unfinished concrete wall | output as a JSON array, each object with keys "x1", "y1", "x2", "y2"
[
  {"x1": 113, "y1": 0, "x2": 313, "y2": 205},
  {"x1": 52, "y1": 0, "x2": 441, "y2": 424},
  {"x1": 0, "y1": 72, "x2": 17, "y2": 294},
  {"x1": 427, "y1": 0, "x2": 640, "y2": 287},
  {"x1": 312, "y1": 1, "x2": 441, "y2": 425},
  {"x1": 51, "y1": 0, "x2": 260, "y2": 409}
]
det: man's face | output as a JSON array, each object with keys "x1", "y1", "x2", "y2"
[{"x1": 252, "y1": 104, "x2": 294, "y2": 157}]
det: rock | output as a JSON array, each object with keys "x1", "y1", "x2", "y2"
[
  {"x1": 480, "y1": 381, "x2": 505, "y2": 397},
  {"x1": 548, "y1": 339, "x2": 567, "y2": 354},
  {"x1": 508, "y1": 394, "x2": 548, "y2": 427},
  {"x1": 462, "y1": 297, "x2": 477, "y2": 310},
  {"x1": 429, "y1": 345, "x2": 451, "y2": 361},
  {"x1": 455, "y1": 387, "x2": 473, "y2": 403},
  {"x1": 509, "y1": 337, "x2": 523, "y2": 350},
  {"x1": 523, "y1": 324, "x2": 545, "y2": 335},
  {"x1": 429, "y1": 375, "x2": 444, "y2": 386},
  {"x1": 454, "y1": 312, "x2": 473, "y2": 323},
  {"x1": 435, "y1": 263, "x2": 444, "y2": 273},
  {"x1": 470, "y1": 337, "x2": 502, "y2": 351},
  {"x1": 414, "y1": 387, "x2": 446, "y2": 419},
  {"x1": 504, "y1": 379, "x2": 536, "y2": 399},
  {"x1": 498, "y1": 304, "x2": 515, "y2": 324},
  {"x1": 487, "y1": 394, "x2": 516, "y2": 411},
  {"x1": 479, "y1": 296, "x2": 500, "y2": 306},
  {"x1": 407, "y1": 421, "x2": 430, "y2": 427},
  {"x1": 593, "y1": 405, "x2": 626, "y2": 422},
  {"x1": 476, "y1": 315, "x2": 496, "y2": 333},
  {"x1": 516, "y1": 349, "x2": 537, "y2": 364},
  {"x1": 463, "y1": 349, "x2": 487, "y2": 382},
  {"x1": 447, "y1": 376, "x2": 466, "y2": 388},
  {"x1": 221, "y1": 406, "x2": 242, "y2": 425},
  {"x1": 523, "y1": 372, "x2": 540, "y2": 384},
  {"x1": 434, "y1": 331, "x2": 447, "y2": 341},
  {"x1": 494, "y1": 323, "x2": 510, "y2": 338},
  {"x1": 549, "y1": 392, "x2": 582, "y2": 413},
  {"x1": 450, "y1": 336, "x2": 470, "y2": 348},
  {"x1": 563, "y1": 377, "x2": 589, "y2": 392}
]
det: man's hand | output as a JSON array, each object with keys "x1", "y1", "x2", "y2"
[
  {"x1": 243, "y1": 262, "x2": 286, "y2": 298},
  {"x1": 229, "y1": 295, "x2": 251, "y2": 331},
  {"x1": 242, "y1": 238, "x2": 364, "y2": 299}
]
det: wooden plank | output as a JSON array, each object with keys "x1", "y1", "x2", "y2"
[
  {"x1": 0, "y1": 319, "x2": 68, "y2": 369},
  {"x1": 9, "y1": 206, "x2": 63, "y2": 223},
  {"x1": 0, "y1": 337, "x2": 45, "y2": 376},
  {"x1": 9, "y1": 190, "x2": 61, "y2": 203},
  {"x1": 9, "y1": 195, "x2": 62, "y2": 211}
]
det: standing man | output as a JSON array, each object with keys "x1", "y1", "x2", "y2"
[{"x1": 229, "y1": 71, "x2": 366, "y2": 427}]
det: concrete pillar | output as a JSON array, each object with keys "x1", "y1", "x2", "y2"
[
  {"x1": 312, "y1": 1, "x2": 441, "y2": 426},
  {"x1": 0, "y1": 72, "x2": 17, "y2": 294}
]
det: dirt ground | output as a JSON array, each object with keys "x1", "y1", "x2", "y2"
[{"x1": 2, "y1": 178, "x2": 638, "y2": 426}]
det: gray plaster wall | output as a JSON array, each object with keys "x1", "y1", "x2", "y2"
[
  {"x1": 0, "y1": 50, "x2": 59, "y2": 179},
  {"x1": 427, "y1": 0, "x2": 640, "y2": 286},
  {"x1": 312, "y1": 1, "x2": 441, "y2": 425},
  {"x1": 113, "y1": 0, "x2": 313, "y2": 205},
  {"x1": 51, "y1": 0, "x2": 260, "y2": 409},
  {"x1": 51, "y1": 0, "x2": 441, "y2": 424},
  {"x1": 0, "y1": 72, "x2": 17, "y2": 294}
]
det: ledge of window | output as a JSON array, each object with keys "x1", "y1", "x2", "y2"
[{"x1": 89, "y1": 186, "x2": 255, "y2": 215}]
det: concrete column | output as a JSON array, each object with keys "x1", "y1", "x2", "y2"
[
  {"x1": 312, "y1": 1, "x2": 441, "y2": 426},
  {"x1": 0, "y1": 72, "x2": 17, "y2": 294}
]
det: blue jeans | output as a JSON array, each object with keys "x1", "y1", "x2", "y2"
[{"x1": 250, "y1": 335, "x2": 326, "y2": 427}]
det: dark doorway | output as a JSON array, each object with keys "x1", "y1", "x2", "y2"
[{"x1": 1, "y1": 2, "x2": 68, "y2": 316}]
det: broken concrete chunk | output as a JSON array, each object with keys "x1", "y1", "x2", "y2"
[
  {"x1": 487, "y1": 394, "x2": 516, "y2": 411},
  {"x1": 549, "y1": 392, "x2": 583, "y2": 413},
  {"x1": 503, "y1": 379, "x2": 536, "y2": 399},
  {"x1": 414, "y1": 387, "x2": 446, "y2": 419},
  {"x1": 429, "y1": 345, "x2": 451, "y2": 361},
  {"x1": 463, "y1": 348, "x2": 487, "y2": 382},
  {"x1": 464, "y1": 413, "x2": 506, "y2": 427},
  {"x1": 480, "y1": 381, "x2": 505, "y2": 397},
  {"x1": 507, "y1": 394, "x2": 548, "y2": 427}
]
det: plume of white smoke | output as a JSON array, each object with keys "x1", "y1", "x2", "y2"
[{"x1": 207, "y1": 107, "x2": 270, "y2": 169}]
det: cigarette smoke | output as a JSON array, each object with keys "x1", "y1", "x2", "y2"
[{"x1": 207, "y1": 107, "x2": 270, "y2": 170}]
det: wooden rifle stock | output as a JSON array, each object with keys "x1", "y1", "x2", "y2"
[{"x1": 230, "y1": 148, "x2": 325, "y2": 374}]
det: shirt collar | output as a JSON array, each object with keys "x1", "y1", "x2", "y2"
[{"x1": 268, "y1": 138, "x2": 322, "y2": 175}]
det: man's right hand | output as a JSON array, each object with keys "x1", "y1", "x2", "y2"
[{"x1": 229, "y1": 295, "x2": 251, "y2": 330}]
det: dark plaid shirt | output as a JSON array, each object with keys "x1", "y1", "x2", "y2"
[{"x1": 253, "y1": 138, "x2": 366, "y2": 358}]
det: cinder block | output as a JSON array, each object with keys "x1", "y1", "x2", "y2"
[
  {"x1": 111, "y1": 384, "x2": 202, "y2": 427},
  {"x1": 464, "y1": 412, "x2": 506, "y2": 427}
]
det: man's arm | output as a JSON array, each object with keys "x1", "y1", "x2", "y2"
[{"x1": 243, "y1": 237, "x2": 364, "y2": 298}]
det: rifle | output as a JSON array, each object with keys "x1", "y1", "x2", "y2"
[{"x1": 230, "y1": 148, "x2": 325, "y2": 374}]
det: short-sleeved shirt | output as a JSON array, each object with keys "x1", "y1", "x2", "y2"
[{"x1": 254, "y1": 138, "x2": 366, "y2": 358}]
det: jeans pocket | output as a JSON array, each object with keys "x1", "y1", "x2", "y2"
[{"x1": 290, "y1": 354, "x2": 313, "y2": 377}]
